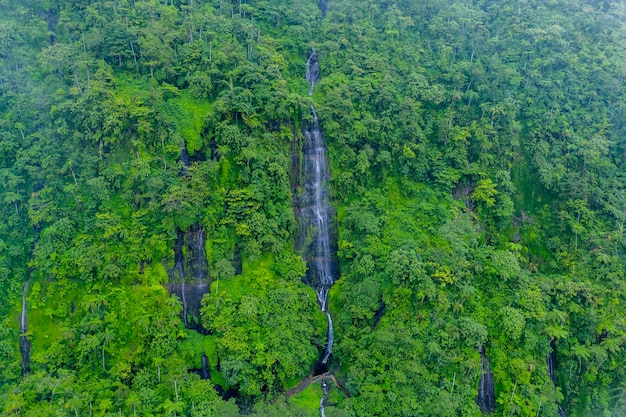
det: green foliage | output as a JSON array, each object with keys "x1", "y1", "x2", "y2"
[
  {"x1": 0, "y1": 0, "x2": 624, "y2": 416},
  {"x1": 202, "y1": 258, "x2": 323, "y2": 398},
  {"x1": 169, "y1": 93, "x2": 212, "y2": 156}
]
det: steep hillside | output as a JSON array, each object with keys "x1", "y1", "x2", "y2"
[{"x1": 0, "y1": 1, "x2": 624, "y2": 416}]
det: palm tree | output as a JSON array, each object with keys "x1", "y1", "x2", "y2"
[
  {"x1": 570, "y1": 344, "x2": 591, "y2": 374},
  {"x1": 135, "y1": 312, "x2": 152, "y2": 333},
  {"x1": 610, "y1": 381, "x2": 626, "y2": 413},
  {"x1": 153, "y1": 357, "x2": 164, "y2": 382},
  {"x1": 101, "y1": 328, "x2": 115, "y2": 370},
  {"x1": 1, "y1": 170, "x2": 24, "y2": 214},
  {"x1": 125, "y1": 391, "x2": 140, "y2": 417},
  {"x1": 160, "y1": 399, "x2": 184, "y2": 417},
  {"x1": 218, "y1": 76, "x2": 245, "y2": 120},
  {"x1": 67, "y1": 393, "x2": 84, "y2": 417},
  {"x1": 3, "y1": 192, "x2": 22, "y2": 215}
]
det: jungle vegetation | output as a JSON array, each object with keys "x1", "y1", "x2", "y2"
[{"x1": 0, "y1": 0, "x2": 625, "y2": 416}]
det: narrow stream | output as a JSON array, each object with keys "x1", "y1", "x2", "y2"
[
  {"x1": 320, "y1": 378, "x2": 330, "y2": 417},
  {"x1": 19, "y1": 226, "x2": 38, "y2": 376},
  {"x1": 20, "y1": 278, "x2": 30, "y2": 375},
  {"x1": 321, "y1": 312, "x2": 334, "y2": 364}
]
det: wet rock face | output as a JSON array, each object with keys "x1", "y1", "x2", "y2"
[
  {"x1": 300, "y1": 109, "x2": 338, "y2": 299},
  {"x1": 186, "y1": 224, "x2": 208, "y2": 280},
  {"x1": 306, "y1": 49, "x2": 321, "y2": 96},
  {"x1": 548, "y1": 341, "x2": 568, "y2": 417},
  {"x1": 477, "y1": 346, "x2": 496, "y2": 413},
  {"x1": 201, "y1": 353, "x2": 210, "y2": 380},
  {"x1": 548, "y1": 348, "x2": 557, "y2": 384},
  {"x1": 174, "y1": 229, "x2": 185, "y2": 277},
  {"x1": 372, "y1": 301, "x2": 386, "y2": 330},
  {"x1": 233, "y1": 244, "x2": 242, "y2": 275},
  {"x1": 167, "y1": 224, "x2": 210, "y2": 332},
  {"x1": 319, "y1": 0, "x2": 329, "y2": 17},
  {"x1": 179, "y1": 146, "x2": 190, "y2": 169},
  {"x1": 166, "y1": 281, "x2": 211, "y2": 332},
  {"x1": 20, "y1": 335, "x2": 30, "y2": 376}
]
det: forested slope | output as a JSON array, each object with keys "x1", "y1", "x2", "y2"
[{"x1": 0, "y1": 0, "x2": 624, "y2": 416}]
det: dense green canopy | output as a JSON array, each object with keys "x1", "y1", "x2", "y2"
[{"x1": 0, "y1": 0, "x2": 624, "y2": 416}]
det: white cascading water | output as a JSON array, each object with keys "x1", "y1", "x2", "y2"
[
  {"x1": 19, "y1": 227, "x2": 39, "y2": 376},
  {"x1": 303, "y1": 49, "x2": 335, "y2": 364},
  {"x1": 19, "y1": 234, "x2": 39, "y2": 376},
  {"x1": 306, "y1": 49, "x2": 321, "y2": 96},
  {"x1": 320, "y1": 378, "x2": 330, "y2": 417},
  {"x1": 302, "y1": 48, "x2": 336, "y2": 416},
  {"x1": 174, "y1": 230, "x2": 189, "y2": 328},
  {"x1": 20, "y1": 279, "x2": 30, "y2": 375},
  {"x1": 169, "y1": 224, "x2": 210, "y2": 332},
  {"x1": 20, "y1": 281, "x2": 27, "y2": 336}
]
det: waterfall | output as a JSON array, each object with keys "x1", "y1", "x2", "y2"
[
  {"x1": 547, "y1": 348, "x2": 556, "y2": 384},
  {"x1": 476, "y1": 346, "x2": 495, "y2": 413},
  {"x1": 194, "y1": 226, "x2": 207, "y2": 279},
  {"x1": 19, "y1": 279, "x2": 30, "y2": 375},
  {"x1": 303, "y1": 106, "x2": 334, "y2": 297},
  {"x1": 372, "y1": 301, "x2": 386, "y2": 330},
  {"x1": 174, "y1": 230, "x2": 188, "y2": 328},
  {"x1": 300, "y1": 49, "x2": 338, "y2": 417},
  {"x1": 179, "y1": 146, "x2": 190, "y2": 166},
  {"x1": 201, "y1": 353, "x2": 210, "y2": 380},
  {"x1": 302, "y1": 49, "x2": 337, "y2": 371},
  {"x1": 320, "y1": 378, "x2": 330, "y2": 417},
  {"x1": 321, "y1": 312, "x2": 334, "y2": 364},
  {"x1": 168, "y1": 225, "x2": 210, "y2": 332},
  {"x1": 548, "y1": 341, "x2": 568, "y2": 417},
  {"x1": 19, "y1": 226, "x2": 39, "y2": 376},
  {"x1": 306, "y1": 49, "x2": 321, "y2": 96},
  {"x1": 318, "y1": 0, "x2": 329, "y2": 17}
]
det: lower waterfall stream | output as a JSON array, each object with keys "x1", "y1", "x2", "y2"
[
  {"x1": 319, "y1": 378, "x2": 330, "y2": 417},
  {"x1": 19, "y1": 226, "x2": 39, "y2": 376},
  {"x1": 20, "y1": 279, "x2": 30, "y2": 375}
]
